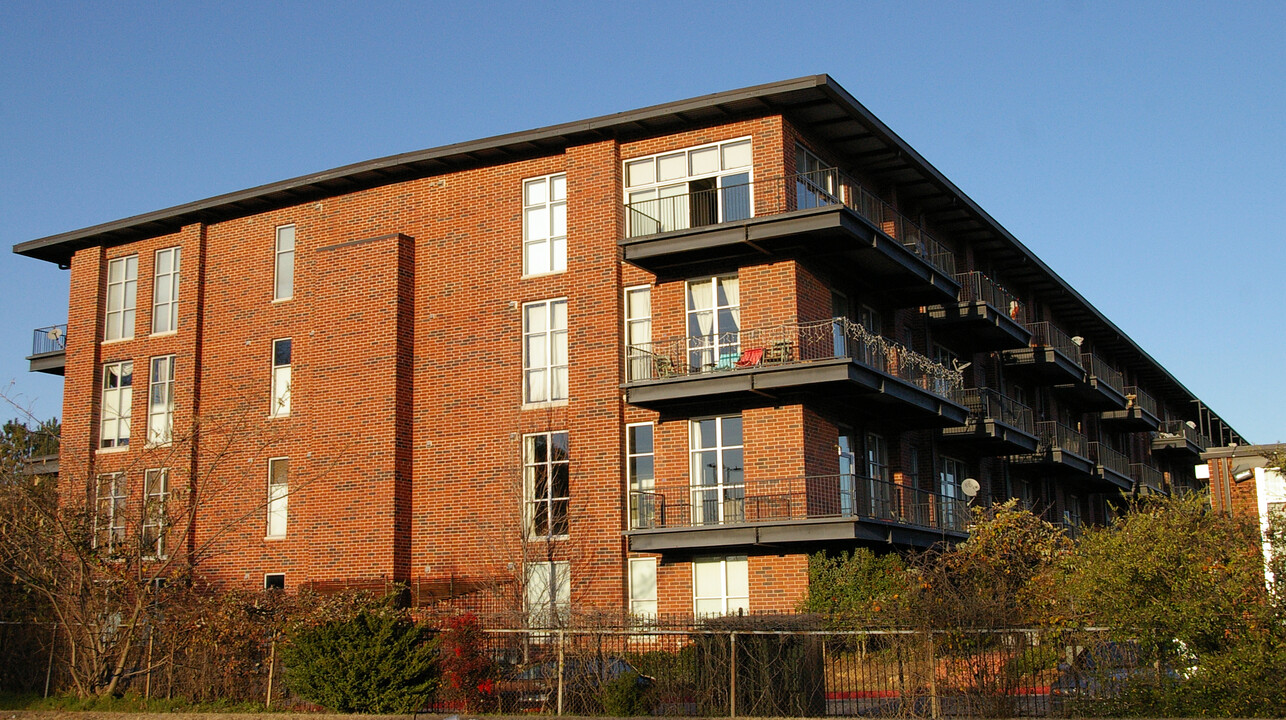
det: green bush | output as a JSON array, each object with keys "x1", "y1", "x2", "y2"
[
  {"x1": 599, "y1": 670, "x2": 649, "y2": 716},
  {"x1": 281, "y1": 606, "x2": 439, "y2": 713}
]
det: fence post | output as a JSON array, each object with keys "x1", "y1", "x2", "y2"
[
  {"x1": 44, "y1": 622, "x2": 57, "y2": 698},
  {"x1": 556, "y1": 629, "x2": 565, "y2": 716},
  {"x1": 145, "y1": 628, "x2": 154, "y2": 699},
  {"x1": 927, "y1": 631, "x2": 940, "y2": 720},
  {"x1": 729, "y1": 631, "x2": 737, "y2": 718},
  {"x1": 265, "y1": 635, "x2": 277, "y2": 709}
]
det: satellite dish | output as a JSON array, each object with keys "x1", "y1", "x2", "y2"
[{"x1": 961, "y1": 478, "x2": 980, "y2": 500}]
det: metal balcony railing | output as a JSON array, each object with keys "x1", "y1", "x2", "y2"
[
  {"x1": 1025, "y1": 322, "x2": 1083, "y2": 367},
  {"x1": 1080, "y1": 353, "x2": 1124, "y2": 395},
  {"x1": 954, "y1": 271, "x2": 1026, "y2": 325},
  {"x1": 624, "y1": 170, "x2": 957, "y2": 277},
  {"x1": 957, "y1": 388, "x2": 1034, "y2": 435},
  {"x1": 1122, "y1": 385, "x2": 1159, "y2": 417},
  {"x1": 1090, "y1": 442, "x2": 1130, "y2": 478},
  {"x1": 1156, "y1": 420, "x2": 1211, "y2": 450},
  {"x1": 1034, "y1": 421, "x2": 1088, "y2": 458},
  {"x1": 1130, "y1": 463, "x2": 1166, "y2": 493},
  {"x1": 31, "y1": 324, "x2": 67, "y2": 356},
  {"x1": 624, "y1": 317, "x2": 963, "y2": 402},
  {"x1": 629, "y1": 474, "x2": 969, "y2": 535}
]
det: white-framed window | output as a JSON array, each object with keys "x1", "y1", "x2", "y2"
[
  {"x1": 1065, "y1": 494, "x2": 1082, "y2": 529},
  {"x1": 624, "y1": 138, "x2": 753, "y2": 237},
  {"x1": 100, "y1": 361, "x2": 133, "y2": 448},
  {"x1": 796, "y1": 145, "x2": 838, "y2": 210},
  {"x1": 866, "y1": 432, "x2": 892, "y2": 518},
  {"x1": 940, "y1": 456, "x2": 966, "y2": 527},
  {"x1": 522, "y1": 299, "x2": 568, "y2": 404},
  {"x1": 142, "y1": 468, "x2": 169, "y2": 559},
  {"x1": 693, "y1": 555, "x2": 748, "y2": 617},
  {"x1": 627, "y1": 423, "x2": 655, "y2": 529},
  {"x1": 267, "y1": 457, "x2": 288, "y2": 538},
  {"x1": 525, "y1": 431, "x2": 569, "y2": 538},
  {"x1": 274, "y1": 225, "x2": 295, "y2": 301},
  {"x1": 624, "y1": 285, "x2": 652, "y2": 381},
  {"x1": 264, "y1": 573, "x2": 285, "y2": 590},
  {"x1": 271, "y1": 338, "x2": 291, "y2": 417},
  {"x1": 690, "y1": 416, "x2": 744, "y2": 525},
  {"x1": 147, "y1": 355, "x2": 175, "y2": 446},
  {"x1": 151, "y1": 247, "x2": 181, "y2": 334},
  {"x1": 104, "y1": 255, "x2": 138, "y2": 341},
  {"x1": 526, "y1": 560, "x2": 570, "y2": 627},
  {"x1": 522, "y1": 173, "x2": 567, "y2": 276},
  {"x1": 686, "y1": 275, "x2": 740, "y2": 371},
  {"x1": 629, "y1": 557, "x2": 658, "y2": 619},
  {"x1": 94, "y1": 473, "x2": 127, "y2": 551}
]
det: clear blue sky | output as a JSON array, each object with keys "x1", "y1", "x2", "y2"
[{"x1": 2, "y1": 1, "x2": 1282, "y2": 441}]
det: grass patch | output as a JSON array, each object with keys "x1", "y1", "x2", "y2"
[{"x1": 0, "y1": 691, "x2": 273, "y2": 713}]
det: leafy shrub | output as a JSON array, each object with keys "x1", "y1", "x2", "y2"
[
  {"x1": 281, "y1": 604, "x2": 439, "y2": 713},
  {"x1": 438, "y1": 612, "x2": 496, "y2": 712},
  {"x1": 600, "y1": 670, "x2": 649, "y2": 716}
]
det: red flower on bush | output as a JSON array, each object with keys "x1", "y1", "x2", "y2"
[{"x1": 439, "y1": 613, "x2": 496, "y2": 712}]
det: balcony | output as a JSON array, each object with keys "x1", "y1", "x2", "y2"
[
  {"x1": 1101, "y1": 385, "x2": 1161, "y2": 430},
  {"x1": 940, "y1": 387, "x2": 1039, "y2": 454},
  {"x1": 620, "y1": 171, "x2": 959, "y2": 306},
  {"x1": 1001, "y1": 321, "x2": 1084, "y2": 384},
  {"x1": 1152, "y1": 420, "x2": 1210, "y2": 457},
  {"x1": 1009, "y1": 421, "x2": 1093, "y2": 477},
  {"x1": 1089, "y1": 442, "x2": 1132, "y2": 491},
  {"x1": 626, "y1": 474, "x2": 968, "y2": 553},
  {"x1": 925, "y1": 271, "x2": 1031, "y2": 352},
  {"x1": 1130, "y1": 462, "x2": 1168, "y2": 496},
  {"x1": 623, "y1": 318, "x2": 968, "y2": 428},
  {"x1": 1055, "y1": 353, "x2": 1126, "y2": 410},
  {"x1": 28, "y1": 324, "x2": 66, "y2": 375}
]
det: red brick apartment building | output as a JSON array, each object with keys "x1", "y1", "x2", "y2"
[{"x1": 16, "y1": 75, "x2": 1245, "y2": 620}]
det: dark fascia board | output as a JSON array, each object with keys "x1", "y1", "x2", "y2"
[{"x1": 12, "y1": 72, "x2": 1237, "y2": 438}]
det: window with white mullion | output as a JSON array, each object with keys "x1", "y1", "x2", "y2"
[
  {"x1": 866, "y1": 432, "x2": 892, "y2": 518},
  {"x1": 151, "y1": 247, "x2": 181, "y2": 334},
  {"x1": 523, "y1": 173, "x2": 567, "y2": 276},
  {"x1": 526, "y1": 560, "x2": 570, "y2": 627},
  {"x1": 274, "y1": 225, "x2": 295, "y2": 301},
  {"x1": 624, "y1": 285, "x2": 652, "y2": 381},
  {"x1": 626, "y1": 423, "x2": 655, "y2": 529},
  {"x1": 523, "y1": 299, "x2": 568, "y2": 403},
  {"x1": 267, "y1": 457, "x2": 288, "y2": 537},
  {"x1": 624, "y1": 138, "x2": 753, "y2": 236},
  {"x1": 100, "y1": 361, "x2": 133, "y2": 448},
  {"x1": 686, "y1": 275, "x2": 739, "y2": 371},
  {"x1": 271, "y1": 339, "x2": 291, "y2": 417},
  {"x1": 629, "y1": 557, "x2": 658, "y2": 619},
  {"x1": 525, "y1": 431, "x2": 570, "y2": 538},
  {"x1": 142, "y1": 468, "x2": 169, "y2": 559},
  {"x1": 689, "y1": 416, "x2": 744, "y2": 525},
  {"x1": 94, "y1": 473, "x2": 127, "y2": 551},
  {"x1": 939, "y1": 456, "x2": 965, "y2": 527},
  {"x1": 693, "y1": 555, "x2": 748, "y2": 617},
  {"x1": 104, "y1": 256, "x2": 138, "y2": 341},
  {"x1": 148, "y1": 355, "x2": 175, "y2": 446}
]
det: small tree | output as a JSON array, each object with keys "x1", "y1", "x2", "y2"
[{"x1": 281, "y1": 597, "x2": 439, "y2": 713}]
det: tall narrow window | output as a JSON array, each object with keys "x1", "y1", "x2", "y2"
[
  {"x1": 686, "y1": 275, "x2": 739, "y2": 371},
  {"x1": 100, "y1": 361, "x2": 133, "y2": 448},
  {"x1": 271, "y1": 338, "x2": 291, "y2": 417},
  {"x1": 526, "y1": 560, "x2": 570, "y2": 627},
  {"x1": 624, "y1": 286, "x2": 652, "y2": 380},
  {"x1": 94, "y1": 473, "x2": 127, "y2": 550},
  {"x1": 939, "y1": 456, "x2": 966, "y2": 528},
  {"x1": 837, "y1": 428, "x2": 857, "y2": 516},
  {"x1": 274, "y1": 225, "x2": 295, "y2": 301},
  {"x1": 522, "y1": 173, "x2": 567, "y2": 276},
  {"x1": 267, "y1": 457, "x2": 288, "y2": 537},
  {"x1": 522, "y1": 299, "x2": 568, "y2": 403},
  {"x1": 525, "y1": 431, "x2": 569, "y2": 538},
  {"x1": 693, "y1": 555, "x2": 748, "y2": 617},
  {"x1": 629, "y1": 557, "x2": 658, "y2": 619},
  {"x1": 690, "y1": 416, "x2": 744, "y2": 525},
  {"x1": 151, "y1": 247, "x2": 181, "y2": 334},
  {"x1": 627, "y1": 423, "x2": 655, "y2": 528},
  {"x1": 104, "y1": 255, "x2": 138, "y2": 341},
  {"x1": 796, "y1": 146, "x2": 838, "y2": 210},
  {"x1": 148, "y1": 355, "x2": 175, "y2": 446},
  {"x1": 866, "y1": 432, "x2": 892, "y2": 518},
  {"x1": 142, "y1": 468, "x2": 169, "y2": 559}
]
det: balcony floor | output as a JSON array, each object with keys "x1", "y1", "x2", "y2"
[
  {"x1": 941, "y1": 419, "x2": 1040, "y2": 455},
  {"x1": 624, "y1": 357, "x2": 968, "y2": 428},
  {"x1": 925, "y1": 301, "x2": 1031, "y2": 352},
  {"x1": 1001, "y1": 346, "x2": 1084, "y2": 384},
  {"x1": 1101, "y1": 406, "x2": 1160, "y2": 431},
  {"x1": 27, "y1": 350, "x2": 65, "y2": 376},
  {"x1": 626, "y1": 514, "x2": 966, "y2": 554}
]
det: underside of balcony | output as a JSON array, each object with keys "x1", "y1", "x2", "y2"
[
  {"x1": 1001, "y1": 346, "x2": 1084, "y2": 384},
  {"x1": 939, "y1": 388, "x2": 1039, "y2": 454},
  {"x1": 1101, "y1": 405, "x2": 1160, "y2": 431},
  {"x1": 925, "y1": 301, "x2": 1031, "y2": 352},
  {"x1": 620, "y1": 205, "x2": 959, "y2": 306},
  {"x1": 626, "y1": 515, "x2": 964, "y2": 553}
]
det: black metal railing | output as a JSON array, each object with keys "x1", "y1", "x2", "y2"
[
  {"x1": 1025, "y1": 322, "x2": 1083, "y2": 367},
  {"x1": 1034, "y1": 421, "x2": 1088, "y2": 458},
  {"x1": 1080, "y1": 353, "x2": 1124, "y2": 395},
  {"x1": 1130, "y1": 463, "x2": 1166, "y2": 494},
  {"x1": 625, "y1": 317, "x2": 963, "y2": 402},
  {"x1": 957, "y1": 387, "x2": 1034, "y2": 435},
  {"x1": 1156, "y1": 419, "x2": 1211, "y2": 450},
  {"x1": 31, "y1": 324, "x2": 67, "y2": 356},
  {"x1": 1122, "y1": 385, "x2": 1158, "y2": 417},
  {"x1": 629, "y1": 473, "x2": 969, "y2": 534},
  {"x1": 955, "y1": 271, "x2": 1026, "y2": 325},
  {"x1": 624, "y1": 170, "x2": 957, "y2": 277},
  {"x1": 1089, "y1": 442, "x2": 1130, "y2": 478}
]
